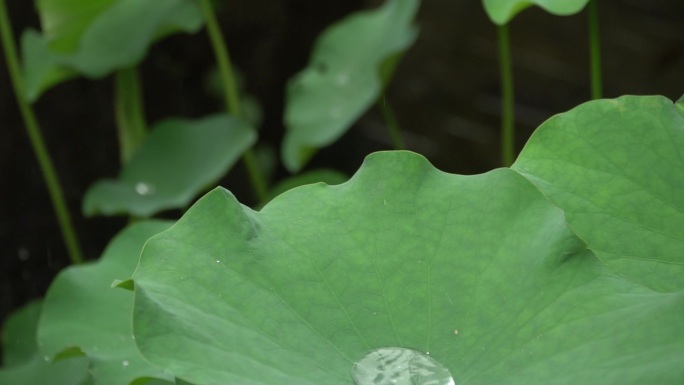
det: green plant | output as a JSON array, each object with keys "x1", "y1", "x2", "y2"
[{"x1": 1, "y1": 1, "x2": 682, "y2": 385}]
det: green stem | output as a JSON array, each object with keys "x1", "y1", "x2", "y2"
[
  {"x1": 588, "y1": 0, "x2": 603, "y2": 99},
  {"x1": 378, "y1": 95, "x2": 405, "y2": 150},
  {"x1": 198, "y1": 0, "x2": 267, "y2": 201},
  {"x1": 115, "y1": 67, "x2": 148, "y2": 164},
  {"x1": 498, "y1": 24, "x2": 515, "y2": 167},
  {"x1": 0, "y1": 0, "x2": 83, "y2": 264}
]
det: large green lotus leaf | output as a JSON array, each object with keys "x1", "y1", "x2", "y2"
[
  {"x1": 22, "y1": 0, "x2": 202, "y2": 101},
  {"x1": 37, "y1": 221, "x2": 174, "y2": 385},
  {"x1": 83, "y1": 114, "x2": 256, "y2": 217},
  {"x1": 483, "y1": 0, "x2": 590, "y2": 25},
  {"x1": 0, "y1": 301, "x2": 91, "y2": 385},
  {"x1": 130, "y1": 149, "x2": 683, "y2": 385},
  {"x1": 281, "y1": 0, "x2": 418, "y2": 172},
  {"x1": 512, "y1": 95, "x2": 684, "y2": 292},
  {"x1": 260, "y1": 169, "x2": 348, "y2": 207}
]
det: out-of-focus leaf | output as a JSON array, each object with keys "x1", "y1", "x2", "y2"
[
  {"x1": 2, "y1": 301, "x2": 42, "y2": 367},
  {"x1": 23, "y1": 0, "x2": 203, "y2": 101},
  {"x1": 482, "y1": 0, "x2": 590, "y2": 25},
  {"x1": 83, "y1": 115, "x2": 256, "y2": 217},
  {"x1": 0, "y1": 301, "x2": 90, "y2": 385},
  {"x1": 282, "y1": 0, "x2": 419, "y2": 172},
  {"x1": 37, "y1": 221, "x2": 174, "y2": 385}
]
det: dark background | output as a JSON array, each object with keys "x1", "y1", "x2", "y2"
[{"x1": 1, "y1": 0, "x2": 682, "y2": 336}]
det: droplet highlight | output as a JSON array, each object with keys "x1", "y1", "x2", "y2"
[
  {"x1": 122, "y1": 360, "x2": 130, "y2": 367},
  {"x1": 352, "y1": 347, "x2": 455, "y2": 385},
  {"x1": 134, "y1": 182, "x2": 155, "y2": 196}
]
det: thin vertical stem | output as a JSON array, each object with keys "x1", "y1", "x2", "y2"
[
  {"x1": 379, "y1": 95, "x2": 405, "y2": 150},
  {"x1": 0, "y1": 0, "x2": 83, "y2": 264},
  {"x1": 115, "y1": 67, "x2": 147, "y2": 164},
  {"x1": 498, "y1": 24, "x2": 515, "y2": 167},
  {"x1": 198, "y1": 0, "x2": 267, "y2": 202},
  {"x1": 588, "y1": 0, "x2": 603, "y2": 99}
]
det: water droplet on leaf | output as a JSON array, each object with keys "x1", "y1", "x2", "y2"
[
  {"x1": 134, "y1": 182, "x2": 155, "y2": 196},
  {"x1": 352, "y1": 347, "x2": 455, "y2": 385},
  {"x1": 122, "y1": 360, "x2": 130, "y2": 367}
]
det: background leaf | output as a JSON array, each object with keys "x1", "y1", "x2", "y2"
[
  {"x1": 83, "y1": 114, "x2": 256, "y2": 217},
  {"x1": 1, "y1": 301, "x2": 41, "y2": 367},
  {"x1": 281, "y1": 0, "x2": 419, "y2": 172},
  {"x1": 130, "y1": 94, "x2": 684, "y2": 385},
  {"x1": 482, "y1": 0, "x2": 590, "y2": 25},
  {"x1": 37, "y1": 221, "x2": 174, "y2": 385},
  {"x1": 0, "y1": 301, "x2": 91, "y2": 385},
  {"x1": 512, "y1": 95, "x2": 684, "y2": 292},
  {"x1": 22, "y1": 0, "x2": 203, "y2": 101}
]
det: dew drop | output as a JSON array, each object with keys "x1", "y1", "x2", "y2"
[
  {"x1": 352, "y1": 347, "x2": 455, "y2": 385},
  {"x1": 43, "y1": 356, "x2": 50, "y2": 362},
  {"x1": 122, "y1": 360, "x2": 130, "y2": 367},
  {"x1": 216, "y1": 260, "x2": 221, "y2": 264},
  {"x1": 134, "y1": 182, "x2": 155, "y2": 196}
]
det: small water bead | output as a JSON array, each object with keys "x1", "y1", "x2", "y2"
[
  {"x1": 122, "y1": 360, "x2": 130, "y2": 367},
  {"x1": 351, "y1": 347, "x2": 455, "y2": 385},
  {"x1": 134, "y1": 182, "x2": 155, "y2": 196}
]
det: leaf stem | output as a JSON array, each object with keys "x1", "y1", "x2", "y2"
[
  {"x1": 588, "y1": 0, "x2": 603, "y2": 99},
  {"x1": 198, "y1": 0, "x2": 267, "y2": 201},
  {"x1": 379, "y1": 95, "x2": 405, "y2": 150},
  {"x1": 497, "y1": 24, "x2": 515, "y2": 167},
  {"x1": 0, "y1": 0, "x2": 83, "y2": 264},
  {"x1": 115, "y1": 67, "x2": 148, "y2": 164}
]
